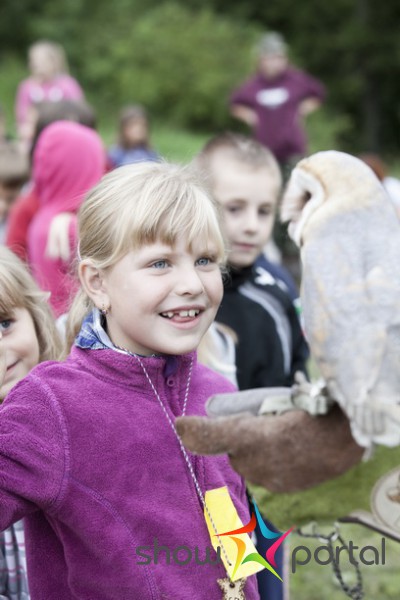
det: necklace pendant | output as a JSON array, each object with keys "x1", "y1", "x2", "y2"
[{"x1": 218, "y1": 577, "x2": 246, "y2": 600}]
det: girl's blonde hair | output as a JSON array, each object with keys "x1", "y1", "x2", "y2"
[
  {"x1": 66, "y1": 161, "x2": 226, "y2": 350},
  {"x1": 0, "y1": 247, "x2": 62, "y2": 361}
]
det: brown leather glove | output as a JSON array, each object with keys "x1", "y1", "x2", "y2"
[{"x1": 176, "y1": 405, "x2": 364, "y2": 493}]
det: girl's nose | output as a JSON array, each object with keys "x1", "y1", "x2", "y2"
[{"x1": 175, "y1": 265, "x2": 204, "y2": 296}]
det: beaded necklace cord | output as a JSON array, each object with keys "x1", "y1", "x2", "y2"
[{"x1": 113, "y1": 343, "x2": 233, "y2": 568}]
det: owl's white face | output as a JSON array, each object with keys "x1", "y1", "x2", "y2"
[
  {"x1": 281, "y1": 166, "x2": 325, "y2": 246},
  {"x1": 281, "y1": 150, "x2": 389, "y2": 248}
]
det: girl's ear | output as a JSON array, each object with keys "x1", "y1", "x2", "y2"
[{"x1": 79, "y1": 260, "x2": 110, "y2": 310}]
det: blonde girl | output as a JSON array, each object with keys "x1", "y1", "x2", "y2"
[
  {"x1": 15, "y1": 40, "x2": 84, "y2": 150},
  {"x1": 0, "y1": 246, "x2": 62, "y2": 600},
  {"x1": 0, "y1": 163, "x2": 259, "y2": 599}
]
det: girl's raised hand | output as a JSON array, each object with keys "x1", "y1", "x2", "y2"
[{"x1": 45, "y1": 212, "x2": 74, "y2": 262}]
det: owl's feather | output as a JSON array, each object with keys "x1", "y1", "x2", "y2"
[{"x1": 281, "y1": 150, "x2": 400, "y2": 447}]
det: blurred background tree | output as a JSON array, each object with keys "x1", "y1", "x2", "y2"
[{"x1": 0, "y1": 0, "x2": 399, "y2": 157}]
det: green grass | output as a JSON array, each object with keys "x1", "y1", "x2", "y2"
[
  {"x1": 152, "y1": 124, "x2": 210, "y2": 163},
  {"x1": 288, "y1": 524, "x2": 400, "y2": 599}
]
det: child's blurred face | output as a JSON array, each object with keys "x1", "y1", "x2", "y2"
[
  {"x1": 123, "y1": 117, "x2": 148, "y2": 146},
  {"x1": 258, "y1": 53, "x2": 288, "y2": 78},
  {"x1": 0, "y1": 307, "x2": 40, "y2": 401},
  {"x1": 99, "y1": 233, "x2": 223, "y2": 356},
  {"x1": 210, "y1": 153, "x2": 279, "y2": 268},
  {"x1": 29, "y1": 47, "x2": 56, "y2": 80}
]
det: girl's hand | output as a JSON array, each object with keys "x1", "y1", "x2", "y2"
[
  {"x1": 230, "y1": 104, "x2": 259, "y2": 128},
  {"x1": 45, "y1": 212, "x2": 74, "y2": 262}
]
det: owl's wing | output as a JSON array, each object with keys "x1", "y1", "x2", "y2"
[{"x1": 301, "y1": 220, "x2": 400, "y2": 447}]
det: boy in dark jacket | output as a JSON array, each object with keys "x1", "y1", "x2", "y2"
[
  {"x1": 194, "y1": 132, "x2": 309, "y2": 599},
  {"x1": 196, "y1": 132, "x2": 308, "y2": 389}
]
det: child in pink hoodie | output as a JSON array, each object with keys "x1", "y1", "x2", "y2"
[{"x1": 28, "y1": 120, "x2": 105, "y2": 316}]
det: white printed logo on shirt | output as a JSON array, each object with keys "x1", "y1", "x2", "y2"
[{"x1": 256, "y1": 88, "x2": 289, "y2": 108}]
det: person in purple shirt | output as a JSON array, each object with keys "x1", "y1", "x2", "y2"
[{"x1": 230, "y1": 32, "x2": 326, "y2": 170}]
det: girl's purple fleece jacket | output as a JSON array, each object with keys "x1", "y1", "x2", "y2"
[{"x1": 0, "y1": 347, "x2": 260, "y2": 599}]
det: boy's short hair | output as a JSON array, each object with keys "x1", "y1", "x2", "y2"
[{"x1": 195, "y1": 131, "x2": 282, "y2": 192}]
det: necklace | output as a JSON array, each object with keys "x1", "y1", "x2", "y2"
[{"x1": 113, "y1": 344, "x2": 246, "y2": 598}]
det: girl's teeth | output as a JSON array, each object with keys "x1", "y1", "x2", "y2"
[
  {"x1": 161, "y1": 309, "x2": 200, "y2": 318},
  {"x1": 178, "y1": 309, "x2": 199, "y2": 317}
]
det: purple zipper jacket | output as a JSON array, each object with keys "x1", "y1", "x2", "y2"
[{"x1": 0, "y1": 346, "x2": 260, "y2": 599}]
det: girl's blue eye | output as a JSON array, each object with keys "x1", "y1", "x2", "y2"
[
  {"x1": 196, "y1": 257, "x2": 213, "y2": 267},
  {"x1": 152, "y1": 260, "x2": 168, "y2": 269},
  {"x1": 0, "y1": 319, "x2": 13, "y2": 333}
]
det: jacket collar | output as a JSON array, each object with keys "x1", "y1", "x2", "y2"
[{"x1": 73, "y1": 308, "x2": 195, "y2": 381}]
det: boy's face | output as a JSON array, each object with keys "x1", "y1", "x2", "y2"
[{"x1": 210, "y1": 154, "x2": 279, "y2": 268}]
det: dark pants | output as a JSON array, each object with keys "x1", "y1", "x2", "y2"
[
  {"x1": 255, "y1": 517, "x2": 284, "y2": 600},
  {"x1": 246, "y1": 492, "x2": 284, "y2": 600}
]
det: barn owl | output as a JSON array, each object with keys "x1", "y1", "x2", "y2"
[{"x1": 280, "y1": 150, "x2": 400, "y2": 448}]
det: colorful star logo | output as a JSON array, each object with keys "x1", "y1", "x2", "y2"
[{"x1": 215, "y1": 500, "x2": 294, "y2": 581}]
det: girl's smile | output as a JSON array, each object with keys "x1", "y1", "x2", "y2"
[
  {"x1": 160, "y1": 305, "x2": 203, "y2": 327},
  {"x1": 96, "y1": 235, "x2": 224, "y2": 356}
]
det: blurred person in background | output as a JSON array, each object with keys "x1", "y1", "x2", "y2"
[
  {"x1": 230, "y1": 31, "x2": 325, "y2": 174},
  {"x1": 27, "y1": 121, "x2": 105, "y2": 316},
  {"x1": 230, "y1": 32, "x2": 326, "y2": 283},
  {"x1": 6, "y1": 100, "x2": 97, "y2": 262},
  {"x1": 107, "y1": 104, "x2": 160, "y2": 169},
  {"x1": 15, "y1": 40, "x2": 84, "y2": 152},
  {"x1": 0, "y1": 144, "x2": 29, "y2": 245}
]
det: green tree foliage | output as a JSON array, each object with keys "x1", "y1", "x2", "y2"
[
  {"x1": 77, "y1": 3, "x2": 259, "y2": 130},
  {"x1": 213, "y1": 0, "x2": 400, "y2": 153},
  {"x1": 0, "y1": 0, "x2": 399, "y2": 153}
]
